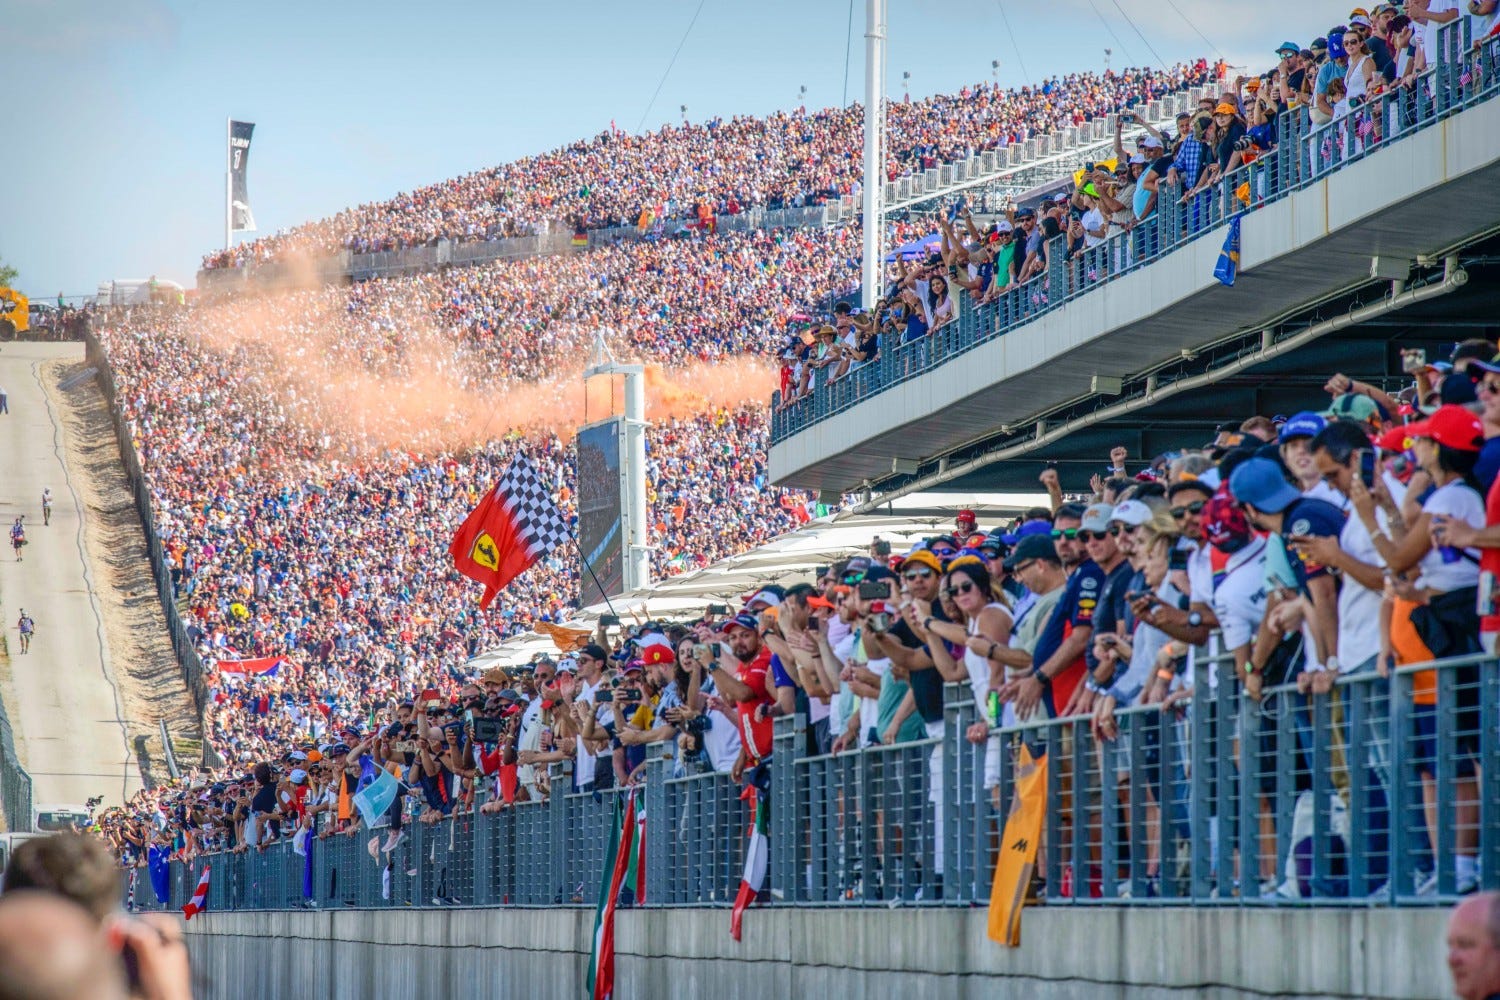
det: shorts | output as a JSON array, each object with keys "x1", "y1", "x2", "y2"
[
  {"x1": 1412, "y1": 702, "x2": 1478, "y2": 777},
  {"x1": 809, "y1": 717, "x2": 831, "y2": 757}
]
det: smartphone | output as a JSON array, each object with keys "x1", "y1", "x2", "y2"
[
  {"x1": 707, "y1": 603, "x2": 730, "y2": 616},
  {"x1": 599, "y1": 614, "x2": 621, "y2": 626},
  {"x1": 693, "y1": 642, "x2": 721, "y2": 661},
  {"x1": 1084, "y1": 161, "x2": 1095, "y2": 173},
  {"x1": 867, "y1": 612, "x2": 891, "y2": 633},
  {"x1": 858, "y1": 579, "x2": 892, "y2": 601},
  {"x1": 1401, "y1": 347, "x2": 1427, "y2": 373},
  {"x1": 595, "y1": 691, "x2": 614, "y2": 703},
  {"x1": 1168, "y1": 548, "x2": 1188, "y2": 571},
  {"x1": 1357, "y1": 448, "x2": 1376, "y2": 489}
]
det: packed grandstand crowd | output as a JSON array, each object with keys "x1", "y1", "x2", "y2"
[
  {"x1": 92, "y1": 7, "x2": 1500, "y2": 909},
  {"x1": 201, "y1": 62, "x2": 1211, "y2": 268}
]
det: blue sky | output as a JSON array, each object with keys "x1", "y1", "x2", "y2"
[{"x1": 2, "y1": 0, "x2": 1331, "y2": 297}]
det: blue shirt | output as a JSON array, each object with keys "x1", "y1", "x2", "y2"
[
  {"x1": 1475, "y1": 437, "x2": 1500, "y2": 493},
  {"x1": 1031, "y1": 559, "x2": 1106, "y2": 671}
]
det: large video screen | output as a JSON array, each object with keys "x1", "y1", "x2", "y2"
[{"x1": 576, "y1": 419, "x2": 625, "y2": 607}]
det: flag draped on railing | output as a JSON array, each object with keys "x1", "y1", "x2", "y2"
[
  {"x1": 449, "y1": 454, "x2": 571, "y2": 609},
  {"x1": 182, "y1": 866, "x2": 212, "y2": 920},
  {"x1": 987, "y1": 745, "x2": 1047, "y2": 946},
  {"x1": 730, "y1": 789, "x2": 768, "y2": 942},
  {"x1": 587, "y1": 788, "x2": 638, "y2": 1000},
  {"x1": 1213, "y1": 214, "x2": 1241, "y2": 287}
]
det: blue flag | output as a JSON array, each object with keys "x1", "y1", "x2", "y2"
[
  {"x1": 147, "y1": 845, "x2": 172, "y2": 904},
  {"x1": 353, "y1": 765, "x2": 399, "y2": 831},
  {"x1": 1214, "y1": 215, "x2": 1241, "y2": 287},
  {"x1": 356, "y1": 755, "x2": 377, "y2": 796}
]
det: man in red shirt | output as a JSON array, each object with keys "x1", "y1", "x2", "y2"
[{"x1": 706, "y1": 613, "x2": 775, "y2": 782}]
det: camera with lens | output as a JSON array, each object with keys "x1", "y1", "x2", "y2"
[{"x1": 681, "y1": 715, "x2": 711, "y2": 737}]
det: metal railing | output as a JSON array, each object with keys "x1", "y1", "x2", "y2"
[
  {"x1": 771, "y1": 22, "x2": 1500, "y2": 444},
  {"x1": 82, "y1": 332, "x2": 209, "y2": 725},
  {"x1": 0, "y1": 694, "x2": 32, "y2": 832},
  {"x1": 128, "y1": 644, "x2": 1499, "y2": 912}
]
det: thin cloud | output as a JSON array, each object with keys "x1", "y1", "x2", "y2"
[{"x1": 8, "y1": 0, "x2": 178, "y2": 56}]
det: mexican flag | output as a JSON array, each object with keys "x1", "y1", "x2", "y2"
[
  {"x1": 730, "y1": 789, "x2": 768, "y2": 942},
  {"x1": 586, "y1": 788, "x2": 637, "y2": 999}
]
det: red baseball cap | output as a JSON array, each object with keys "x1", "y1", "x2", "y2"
[{"x1": 1380, "y1": 405, "x2": 1483, "y2": 453}]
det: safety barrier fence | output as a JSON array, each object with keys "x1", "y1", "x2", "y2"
[
  {"x1": 82, "y1": 332, "x2": 209, "y2": 724},
  {"x1": 127, "y1": 645, "x2": 1497, "y2": 911},
  {"x1": 770, "y1": 20, "x2": 1500, "y2": 443},
  {"x1": 0, "y1": 697, "x2": 32, "y2": 833}
]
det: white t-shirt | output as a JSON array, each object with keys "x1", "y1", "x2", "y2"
[
  {"x1": 1425, "y1": 0, "x2": 1462, "y2": 65},
  {"x1": 1212, "y1": 537, "x2": 1270, "y2": 653},
  {"x1": 700, "y1": 710, "x2": 743, "y2": 773},
  {"x1": 1081, "y1": 207, "x2": 1107, "y2": 248},
  {"x1": 1336, "y1": 473, "x2": 1407, "y2": 670},
  {"x1": 1303, "y1": 480, "x2": 1348, "y2": 510},
  {"x1": 1417, "y1": 479, "x2": 1484, "y2": 592}
]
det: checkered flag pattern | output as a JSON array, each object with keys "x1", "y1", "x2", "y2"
[{"x1": 496, "y1": 453, "x2": 571, "y2": 560}]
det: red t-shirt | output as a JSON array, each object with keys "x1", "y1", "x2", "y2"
[
  {"x1": 1482, "y1": 475, "x2": 1500, "y2": 634},
  {"x1": 733, "y1": 647, "x2": 775, "y2": 762}
]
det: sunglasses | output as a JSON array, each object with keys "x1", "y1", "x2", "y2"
[
  {"x1": 1171, "y1": 500, "x2": 1208, "y2": 518},
  {"x1": 1050, "y1": 527, "x2": 1079, "y2": 539},
  {"x1": 943, "y1": 581, "x2": 979, "y2": 598},
  {"x1": 1008, "y1": 560, "x2": 1036, "y2": 575},
  {"x1": 930, "y1": 547, "x2": 955, "y2": 557},
  {"x1": 903, "y1": 568, "x2": 935, "y2": 581},
  {"x1": 1479, "y1": 379, "x2": 1500, "y2": 395},
  {"x1": 1079, "y1": 530, "x2": 1114, "y2": 542}
]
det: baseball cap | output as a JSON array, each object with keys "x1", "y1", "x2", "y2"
[
  {"x1": 1278, "y1": 411, "x2": 1328, "y2": 442},
  {"x1": 1324, "y1": 392, "x2": 1384, "y2": 424},
  {"x1": 289, "y1": 769, "x2": 308, "y2": 785},
  {"x1": 579, "y1": 643, "x2": 609, "y2": 663},
  {"x1": 1053, "y1": 192, "x2": 1069, "y2": 203},
  {"x1": 1000, "y1": 519, "x2": 1052, "y2": 545},
  {"x1": 1079, "y1": 503, "x2": 1115, "y2": 532},
  {"x1": 1014, "y1": 206, "x2": 1036, "y2": 219},
  {"x1": 1276, "y1": 40, "x2": 1301, "y2": 53},
  {"x1": 956, "y1": 508, "x2": 977, "y2": 524},
  {"x1": 1393, "y1": 404, "x2": 1484, "y2": 452},
  {"x1": 1141, "y1": 135, "x2": 1164, "y2": 149},
  {"x1": 1202, "y1": 492, "x2": 1252, "y2": 549},
  {"x1": 1350, "y1": 13, "x2": 1372, "y2": 26},
  {"x1": 1466, "y1": 352, "x2": 1500, "y2": 376},
  {"x1": 840, "y1": 556, "x2": 872, "y2": 582},
  {"x1": 993, "y1": 220, "x2": 1014, "y2": 234},
  {"x1": 1214, "y1": 102, "x2": 1238, "y2": 115},
  {"x1": 744, "y1": 588, "x2": 783, "y2": 609},
  {"x1": 1002, "y1": 534, "x2": 1060, "y2": 570},
  {"x1": 1441, "y1": 373, "x2": 1480, "y2": 406},
  {"x1": 902, "y1": 549, "x2": 944, "y2": 574},
  {"x1": 1229, "y1": 457, "x2": 1301, "y2": 513},
  {"x1": 1128, "y1": 153, "x2": 1147, "y2": 165},
  {"x1": 1110, "y1": 499, "x2": 1155, "y2": 528},
  {"x1": 1311, "y1": 36, "x2": 1329, "y2": 53},
  {"x1": 723, "y1": 613, "x2": 760, "y2": 634}
]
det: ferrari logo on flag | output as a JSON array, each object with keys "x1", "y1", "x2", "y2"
[{"x1": 471, "y1": 532, "x2": 500, "y2": 571}]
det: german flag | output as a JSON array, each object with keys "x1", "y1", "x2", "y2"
[{"x1": 572, "y1": 228, "x2": 589, "y2": 248}]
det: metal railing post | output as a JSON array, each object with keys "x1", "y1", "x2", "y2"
[{"x1": 643, "y1": 741, "x2": 670, "y2": 906}]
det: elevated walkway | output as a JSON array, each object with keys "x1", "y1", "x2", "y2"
[{"x1": 770, "y1": 39, "x2": 1500, "y2": 494}]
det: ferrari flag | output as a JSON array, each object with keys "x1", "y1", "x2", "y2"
[{"x1": 450, "y1": 454, "x2": 571, "y2": 608}]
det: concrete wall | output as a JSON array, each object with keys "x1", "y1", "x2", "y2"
[{"x1": 184, "y1": 905, "x2": 1453, "y2": 1000}]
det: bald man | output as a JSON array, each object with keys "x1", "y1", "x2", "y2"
[
  {"x1": 1449, "y1": 892, "x2": 1500, "y2": 1000},
  {"x1": 0, "y1": 890, "x2": 126, "y2": 1000}
]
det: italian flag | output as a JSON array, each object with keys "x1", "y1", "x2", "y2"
[
  {"x1": 586, "y1": 788, "x2": 637, "y2": 1000},
  {"x1": 730, "y1": 790, "x2": 768, "y2": 942}
]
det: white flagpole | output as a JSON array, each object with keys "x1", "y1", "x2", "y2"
[{"x1": 224, "y1": 118, "x2": 232, "y2": 251}]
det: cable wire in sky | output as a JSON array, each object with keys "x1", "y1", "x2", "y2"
[
  {"x1": 842, "y1": 0, "x2": 855, "y2": 107},
  {"x1": 1160, "y1": 0, "x2": 1225, "y2": 60},
  {"x1": 636, "y1": 0, "x2": 709, "y2": 131},
  {"x1": 1087, "y1": 0, "x2": 1136, "y2": 65},
  {"x1": 1109, "y1": 0, "x2": 1170, "y2": 71},
  {"x1": 994, "y1": 0, "x2": 1030, "y2": 83}
]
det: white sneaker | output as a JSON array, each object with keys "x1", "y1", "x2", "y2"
[
  {"x1": 382, "y1": 829, "x2": 406, "y2": 853},
  {"x1": 1415, "y1": 871, "x2": 1439, "y2": 897},
  {"x1": 1457, "y1": 871, "x2": 1480, "y2": 895}
]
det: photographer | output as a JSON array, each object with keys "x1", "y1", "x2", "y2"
[{"x1": 697, "y1": 613, "x2": 776, "y2": 783}]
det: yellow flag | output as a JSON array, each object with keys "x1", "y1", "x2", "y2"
[{"x1": 987, "y1": 743, "x2": 1047, "y2": 947}]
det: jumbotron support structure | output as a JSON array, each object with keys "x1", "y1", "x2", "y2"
[{"x1": 583, "y1": 334, "x2": 651, "y2": 597}]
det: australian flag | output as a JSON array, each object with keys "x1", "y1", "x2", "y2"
[
  {"x1": 1213, "y1": 215, "x2": 1241, "y2": 287},
  {"x1": 148, "y1": 845, "x2": 172, "y2": 904}
]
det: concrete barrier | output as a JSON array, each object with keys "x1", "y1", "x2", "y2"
[{"x1": 184, "y1": 905, "x2": 1452, "y2": 999}]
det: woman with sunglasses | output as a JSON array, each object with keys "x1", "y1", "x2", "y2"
[{"x1": 912, "y1": 558, "x2": 1014, "y2": 783}]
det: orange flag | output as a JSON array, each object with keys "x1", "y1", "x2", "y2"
[{"x1": 988, "y1": 743, "x2": 1047, "y2": 947}]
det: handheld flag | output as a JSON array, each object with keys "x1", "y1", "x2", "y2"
[
  {"x1": 587, "y1": 788, "x2": 638, "y2": 1000},
  {"x1": 1213, "y1": 215, "x2": 1241, "y2": 287},
  {"x1": 987, "y1": 744, "x2": 1047, "y2": 946},
  {"x1": 216, "y1": 655, "x2": 285, "y2": 677},
  {"x1": 730, "y1": 789, "x2": 768, "y2": 942},
  {"x1": 353, "y1": 763, "x2": 400, "y2": 831},
  {"x1": 449, "y1": 454, "x2": 570, "y2": 609},
  {"x1": 182, "y1": 866, "x2": 212, "y2": 920},
  {"x1": 147, "y1": 845, "x2": 172, "y2": 904}
]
